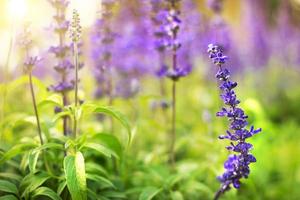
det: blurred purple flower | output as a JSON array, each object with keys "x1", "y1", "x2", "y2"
[
  {"x1": 272, "y1": 1, "x2": 299, "y2": 65},
  {"x1": 111, "y1": 1, "x2": 154, "y2": 98},
  {"x1": 241, "y1": 0, "x2": 270, "y2": 68},
  {"x1": 90, "y1": 0, "x2": 116, "y2": 99},
  {"x1": 207, "y1": 0, "x2": 223, "y2": 13},
  {"x1": 206, "y1": 0, "x2": 242, "y2": 70}
]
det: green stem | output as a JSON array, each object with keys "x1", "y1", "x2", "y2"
[
  {"x1": 29, "y1": 72, "x2": 44, "y2": 145},
  {"x1": 73, "y1": 42, "x2": 79, "y2": 139},
  {"x1": 107, "y1": 69, "x2": 114, "y2": 132},
  {"x1": 169, "y1": 80, "x2": 176, "y2": 166}
]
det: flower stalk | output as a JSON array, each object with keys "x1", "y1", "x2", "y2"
[
  {"x1": 28, "y1": 71, "x2": 44, "y2": 145},
  {"x1": 70, "y1": 9, "x2": 82, "y2": 138},
  {"x1": 19, "y1": 24, "x2": 44, "y2": 145},
  {"x1": 207, "y1": 44, "x2": 261, "y2": 199},
  {"x1": 48, "y1": 0, "x2": 73, "y2": 136}
]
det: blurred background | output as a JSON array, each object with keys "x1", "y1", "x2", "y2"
[{"x1": 1, "y1": 0, "x2": 300, "y2": 199}]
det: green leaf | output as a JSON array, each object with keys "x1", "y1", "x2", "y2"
[
  {"x1": 87, "y1": 189, "x2": 100, "y2": 200},
  {"x1": 83, "y1": 143, "x2": 117, "y2": 159},
  {"x1": 20, "y1": 172, "x2": 51, "y2": 197},
  {"x1": 52, "y1": 110, "x2": 72, "y2": 123},
  {"x1": 0, "y1": 143, "x2": 38, "y2": 164},
  {"x1": 85, "y1": 162, "x2": 108, "y2": 177},
  {"x1": 27, "y1": 142, "x2": 63, "y2": 173},
  {"x1": 0, "y1": 195, "x2": 18, "y2": 200},
  {"x1": 139, "y1": 187, "x2": 162, "y2": 200},
  {"x1": 38, "y1": 94, "x2": 63, "y2": 107},
  {"x1": 94, "y1": 106, "x2": 131, "y2": 144},
  {"x1": 82, "y1": 103, "x2": 131, "y2": 145},
  {"x1": 32, "y1": 187, "x2": 62, "y2": 200},
  {"x1": 164, "y1": 174, "x2": 183, "y2": 189},
  {"x1": 29, "y1": 150, "x2": 40, "y2": 173},
  {"x1": 0, "y1": 173, "x2": 22, "y2": 182},
  {"x1": 101, "y1": 191, "x2": 127, "y2": 199},
  {"x1": 0, "y1": 180, "x2": 18, "y2": 195},
  {"x1": 33, "y1": 142, "x2": 64, "y2": 153},
  {"x1": 86, "y1": 173, "x2": 115, "y2": 189},
  {"x1": 57, "y1": 181, "x2": 67, "y2": 195},
  {"x1": 171, "y1": 191, "x2": 184, "y2": 200},
  {"x1": 92, "y1": 134, "x2": 123, "y2": 159},
  {"x1": 20, "y1": 152, "x2": 30, "y2": 172},
  {"x1": 87, "y1": 189, "x2": 108, "y2": 200},
  {"x1": 64, "y1": 151, "x2": 87, "y2": 200}
]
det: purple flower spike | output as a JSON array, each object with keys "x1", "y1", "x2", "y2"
[{"x1": 208, "y1": 44, "x2": 262, "y2": 200}]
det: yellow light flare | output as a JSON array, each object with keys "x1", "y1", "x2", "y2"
[{"x1": 8, "y1": 0, "x2": 27, "y2": 20}]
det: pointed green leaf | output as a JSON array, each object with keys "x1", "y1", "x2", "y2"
[
  {"x1": 0, "y1": 173, "x2": 22, "y2": 182},
  {"x1": 20, "y1": 172, "x2": 51, "y2": 197},
  {"x1": 101, "y1": 191, "x2": 127, "y2": 199},
  {"x1": 38, "y1": 94, "x2": 63, "y2": 107},
  {"x1": 0, "y1": 143, "x2": 38, "y2": 164},
  {"x1": 83, "y1": 143, "x2": 116, "y2": 159},
  {"x1": 0, "y1": 195, "x2": 18, "y2": 200},
  {"x1": 32, "y1": 187, "x2": 62, "y2": 200},
  {"x1": 0, "y1": 180, "x2": 18, "y2": 195},
  {"x1": 93, "y1": 106, "x2": 131, "y2": 144},
  {"x1": 92, "y1": 134, "x2": 123, "y2": 159},
  {"x1": 52, "y1": 111, "x2": 72, "y2": 123},
  {"x1": 33, "y1": 142, "x2": 64, "y2": 153},
  {"x1": 86, "y1": 173, "x2": 115, "y2": 189},
  {"x1": 82, "y1": 103, "x2": 131, "y2": 145},
  {"x1": 64, "y1": 151, "x2": 87, "y2": 200},
  {"x1": 85, "y1": 162, "x2": 108, "y2": 177},
  {"x1": 29, "y1": 150, "x2": 40, "y2": 173},
  {"x1": 57, "y1": 181, "x2": 67, "y2": 195},
  {"x1": 139, "y1": 187, "x2": 162, "y2": 200}
]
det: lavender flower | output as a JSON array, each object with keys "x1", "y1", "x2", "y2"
[
  {"x1": 48, "y1": 0, "x2": 73, "y2": 93},
  {"x1": 151, "y1": 1, "x2": 192, "y2": 81},
  {"x1": 207, "y1": 44, "x2": 261, "y2": 199},
  {"x1": 149, "y1": 0, "x2": 168, "y2": 77},
  {"x1": 47, "y1": 0, "x2": 74, "y2": 136}
]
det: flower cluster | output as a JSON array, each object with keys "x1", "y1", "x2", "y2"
[
  {"x1": 156, "y1": 8, "x2": 181, "y2": 52},
  {"x1": 152, "y1": 0, "x2": 191, "y2": 80},
  {"x1": 207, "y1": 44, "x2": 261, "y2": 197},
  {"x1": 48, "y1": 0, "x2": 73, "y2": 93},
  {"x1": 149, "y1": 0, "x2": 168, "y2": 77},
  {"x1": 70, "y1": 9, "x2": 82, "y2": 43}
]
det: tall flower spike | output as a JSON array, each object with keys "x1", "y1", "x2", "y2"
[
  {"x1": 207, "y1": 44, "x2": 262, "y2": 200},
  {"x1": 70, "y1": 9, "x2": 82, "y2": 43},
  {"x1": 70, "y1": 9, "x2": 82, "y2": 138},
  {"x1": 48, "y1": 0, "x2": 73, "y2": 136}
]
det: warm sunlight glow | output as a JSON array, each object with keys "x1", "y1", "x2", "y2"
[{"x1": 8, "y1": 0, "x2": 27, "y2": 20}]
